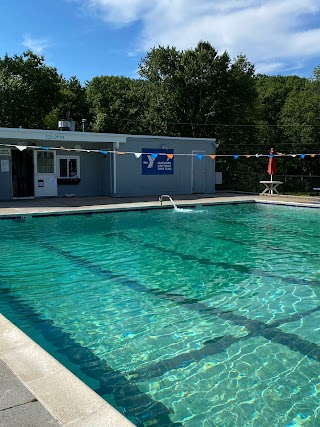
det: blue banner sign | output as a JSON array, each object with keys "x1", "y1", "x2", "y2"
[{"x1": 142, "y1": 148, "x2": 174, "y2": 175}]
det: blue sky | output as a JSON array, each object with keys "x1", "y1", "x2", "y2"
[{"x1": 2, "y1": 0, "x2": 320, "y2": 83}]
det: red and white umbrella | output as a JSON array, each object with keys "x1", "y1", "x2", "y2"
[{"x1": 267, "y1": 148, "x2": 277, "y2": 181}]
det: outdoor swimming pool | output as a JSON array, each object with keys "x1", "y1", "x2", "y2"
[{"x1": 0, "y1": 202, "x2": 320, "y2": 427}]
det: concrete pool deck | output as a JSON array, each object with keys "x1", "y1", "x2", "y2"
[
  {"x1": 1, "y1": 191, "x2": 320, "y2": 427},
  {"x1": 0, "y1": 192, "x2": 320, "y2": 218},
  {"x1": 0, "y1": 315, "x2": 135, "y2": 427}
]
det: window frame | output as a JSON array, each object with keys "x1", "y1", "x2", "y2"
[
  {"x1": 57, "y1": 155, "x2": 80, "y2": 179},
  {"x1": 35, "y1": 150, "x2": 56, "y2": 174}
]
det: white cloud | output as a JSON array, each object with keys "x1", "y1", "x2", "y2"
[
  {"x1": 77, "y1": 0, "x2": 149, "y2": 25},
  {"x1": 255, "y1": 62, "x2": 286, "y2": 74},
  {"x1": 72, "y1": 0, "x2": 320, "y2": 74},
  {"x1": 22, "y1": 34, "x2": 50, "y2": 54}
]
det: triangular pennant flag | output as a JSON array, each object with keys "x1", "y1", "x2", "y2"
[
  {"x1": 134, "y1": 153, "x2": 141, "y2": 159},
  {"x1": 167, "y1": 153, "x2": 174, "y2": 159},
  {"x1": 99, "y1": 150, "x2": 108, "y2": 155},
  {"x1": 290, "y1": 154, "x2": 297, "y2": 157},
  {"x1": 197, "y1": 154, "x2": 204, "y2": 160},
  {"x1": 234, "y1": 155, "x2": 239, "y2": 159},
  {"x1": 210, "y1": 155, "x2": 216, "y2": 159},
  {"x1": 16, "y1": 145, "x2": 27, "y2": 151},
  {"x1": 300, "y1": 154, "x2": 305, "y2": 159},
  {"x1": 151, "y1": 153, "x2": 158, "y2": 159},
  {"x1": 39, "y1": 146, "x2": 50, "y2": 150},
  {"x1": 116, "y1": 151, "x2": 125, "y2": 155},
  {"x1": 310, "y1": 154, "x2": 316, "y2": 157},
  {"x1": 245, "y1": 155, "x2": 251, "y2": 158}
]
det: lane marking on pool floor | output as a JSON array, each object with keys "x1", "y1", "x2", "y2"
[
  {"x1": 111, "y1": 231, "x2": 320, "y2": 288},
  {"x1": 41, "y1": 242, "x2": 320, "y2": 373},
  {"x1": 0, "y1": 285, "x2": 184, "y2": 427},
  {"x1": 3, "y1": 239, "x2": 320, "y2": 424}
]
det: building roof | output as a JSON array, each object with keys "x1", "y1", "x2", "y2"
[{"x1": 0, "y1": 127, "x2": 217, "y2": 146}]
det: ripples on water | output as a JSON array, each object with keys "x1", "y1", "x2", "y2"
[{"x1": 0, "y1": 203, "x2": 320, "y2": 427}]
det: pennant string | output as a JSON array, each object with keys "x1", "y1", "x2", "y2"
[{"x1": 0, "y1": 143, "x2": 319, "y2": 159}]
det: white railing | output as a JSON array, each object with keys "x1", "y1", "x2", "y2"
[{"x1": 159, "y1": 195, "x2": 178, "y2": 209}]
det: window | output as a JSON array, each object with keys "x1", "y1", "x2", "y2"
[
  {"x1": 57, "y1": 156, "x2": 80, "y2": 179},
  {"x1": 37, "y1": 151, "x2": 55, "y2": 174}
]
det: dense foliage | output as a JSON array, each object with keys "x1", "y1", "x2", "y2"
[
  {"x1": 0, "y1": 51, "x2": 61, "y2": 128},
  {"x1": 1, "y1": 43, "x2": 319, "y2": 190}
]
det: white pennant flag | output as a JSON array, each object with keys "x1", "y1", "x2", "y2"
[
  {"x1": 134, "y1": 153, "x2": 142, "y2": 159},
  {"x1": 16, "y1": 145, "x2": 27, "y2": 151}
]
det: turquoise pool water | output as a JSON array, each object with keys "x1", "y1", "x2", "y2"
[{"x1": 1, "y1": 203, "x2": 320, "y2": 427}]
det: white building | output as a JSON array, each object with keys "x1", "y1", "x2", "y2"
[{"x1": 0, "y1": 127, "x2": 217, "y2": 200}]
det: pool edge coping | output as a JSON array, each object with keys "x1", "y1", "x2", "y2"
[
  {"x1": 0, "y1": 314, "x2": 135, "y2": 427},
  {"x1": 1, "y1": 196, "x2": 320, "y2": 219}
]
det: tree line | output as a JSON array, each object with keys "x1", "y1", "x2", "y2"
[{"x1": 1, "y1": 44, "x2": 319, "y2": 190}]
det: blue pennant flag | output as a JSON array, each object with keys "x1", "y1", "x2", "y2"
[
  {"x1": 99, "y1": 150, "x2": 108, "y2": 155},
  {"x1": 151, "y1": 153, "x2": 158, "y2": 159},
  {"x1": 39, "y1": 146, "x2": 50, "y2": 150},
  {"x1": 234, "y1": 155, "x2": 239, "y2": 159},
  {"x1": 300, "y1": 154, "x2": 305, "y2": 159},
  {"x1": 197, "y1": 154, "x2": 204, "y2": 160}
]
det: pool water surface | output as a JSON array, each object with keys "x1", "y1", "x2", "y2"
[{"x1": 0, "y1": 203, "x2": 320, "y2": 427}]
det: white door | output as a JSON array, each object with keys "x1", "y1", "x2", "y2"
[{"x1": 34, "y1": 150, "x2": 58, "y2": 197}]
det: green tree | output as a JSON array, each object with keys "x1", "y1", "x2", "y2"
[
  {"x1": 279, "y1": 78, "x2": 320, "y2": 176},
  {"x1": 138, "y1": 45, "x2": 184, "y2": 136},
  {"x1": 216, "y1": 54, "x2": 257, "y2": 149},
  {"x1": 0, "y1": 50, "x2": 61, "y2": 128},
  {"x1": 139, "y1": 42, "x2": 257, "y2": 141},
  {"x1": 255, "y1": 74, "x2": 306, "y2": 152},
  {"x1": 86, "y1": 75, "x2": 149, "y2": 134},
  {"x1": 44, "y1": 76, "x2": 90, "y2": 130}
]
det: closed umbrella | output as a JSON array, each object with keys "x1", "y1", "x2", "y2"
[{"x1": 267, "y1": 148, "x2": 277, "y2": 181}]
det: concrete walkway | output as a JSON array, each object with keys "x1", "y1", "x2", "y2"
[
  {"x1": 0, "y1": 315, "x2": 135, "y2": 427},
  {"x1": 0, "y1": 359, "x2": 60, "y2": 427},
  {"x1": 1, "y1": 192, "x2": 319, "y2": 427}
]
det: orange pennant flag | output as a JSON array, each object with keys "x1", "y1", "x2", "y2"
[
  {"x1": 116, "y1": 151, "x2": 125, "y2": 155},
  {"x1": 310, "y1": 154, "x2": 316, "y2": 157},
  {"x1": 210, "y1": 155, "x2": 216, "y2": 159},
  {"x1": 245, "y1": 155, "x2": 251, "y2": 158},
  {"x1": 167, "y1": 154, "x2": 174, "y2": 159}
]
